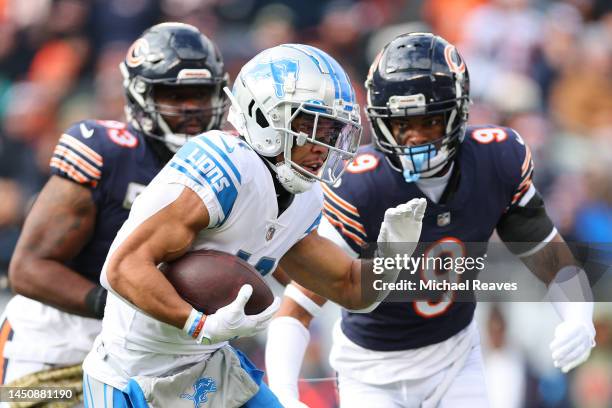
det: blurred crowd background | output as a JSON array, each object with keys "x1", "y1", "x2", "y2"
[{"x1": 0, "y1": 0, "x2": 610, "y2": 407}]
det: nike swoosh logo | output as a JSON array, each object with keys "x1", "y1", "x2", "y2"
[
  {"x1": 80, "y1": 123, "x2": 94, "y2": 139},
  {"x1": 220, "y1": 137, "x2": 235, "y2": 154}
]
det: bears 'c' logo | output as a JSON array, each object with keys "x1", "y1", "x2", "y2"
[
  {"x1": 126, "y1": 38, "x2": 149, "y2": 68},
  {"x1": 444, "y1": 45, "x2": 465, "y2": 75}
]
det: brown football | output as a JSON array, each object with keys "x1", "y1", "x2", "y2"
[{"x1": 161, "y1": 249, "x2": 274, "y2": 315}]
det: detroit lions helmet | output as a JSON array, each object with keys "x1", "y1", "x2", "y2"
[
  {"x1": 120, "y1": 22, "x2": 229, "y2": 152},
  {"x1": 366, "y1": 33, "x2": 470, "y2": 182},
  {"x1": 227, "y1": 44, "x2": 362, "y2": 194}
]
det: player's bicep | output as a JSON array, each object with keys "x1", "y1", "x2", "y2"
[
  {"x1": 12, "y1": 175, "x2": 96, "y2": 263},
  {"x1": 110, "y1": 185, "x2": 210, "y2": 270},
  {"x1": 497, "y1": 189, "x2": 556, "y2": 256}
]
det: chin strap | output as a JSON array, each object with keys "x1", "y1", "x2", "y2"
[
  {"x1": 275, "y1": 162, "x2": 315, "y2": 194},
  {"x1": 261, "y1": 157, "x2": 315, "y2": 194}
]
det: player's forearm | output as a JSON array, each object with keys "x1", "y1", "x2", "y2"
[
  {"x1": 276, "y1": 287, "x2": 326, "y2": 327},
  {"x1": 520, "y1": 233, "x2": 575, "y2": 284},
  {"x1": 106, "y1": 255, "x2": 192, "y2": 328},
  {"x1": 9, "y1": 255, "x2": 100, "y2": 317},
  {"x1": 291, "y1": 259, "x2": 367, "y2": 310},
  {"x1": 336, "y1": 259, "x2": 378, "y2": 310}
]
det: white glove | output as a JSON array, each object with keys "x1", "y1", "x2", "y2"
[
  {"x1": 550, "y1": 320, "x2": 595, "y2": 373},
  {"x1": 377, "y1": 197, "x2": 427, "y2": 258},
  {"x1": 355, "y1": 197, "x2": 426, "y2": 313},
  {"x1": 184, "y1": 284, "x2": 280, "y2": 344},
  {"x1": 547, "y1": 267, "x2": 596, "y2": 373}
]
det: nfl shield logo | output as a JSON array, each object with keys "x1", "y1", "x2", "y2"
[
  {"x1": 437, "y1": 212, "x2": 451, "y2": 227},
  {"x1": 266, "y1": 226, "x2": 276, "y2": 241}
]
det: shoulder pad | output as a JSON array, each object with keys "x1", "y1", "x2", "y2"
[{"x1": 465, "y1": 125, "x2": 534, "y2": 204}]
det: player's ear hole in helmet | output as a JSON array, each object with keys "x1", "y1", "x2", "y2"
[
  {"x1": 226, "y1": 44, "x2": 362, "y2": 194},
  {"x1": 365, "y1": 32, "x2": 470, "y2": 183},
  {"x1": 120, "y1": 22, "x2": 230, "y2": 152}
]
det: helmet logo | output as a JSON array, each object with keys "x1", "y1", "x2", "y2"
[
  {"x1": 126, "y1": 38, "x2": 150, "y2": 68},
  {"x1": 244, "y1": 59, "x2": 299, "y2": 98},
  {"x1": 444, "y1": 45, "x2": 465, "y2": 75},
  {"x1": 177, "y1": 69, "x2": 212, "y2": 81}
]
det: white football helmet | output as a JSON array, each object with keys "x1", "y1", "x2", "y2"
[{"x1": 226, "y1": 44, "x2": 362, "y2": 193}]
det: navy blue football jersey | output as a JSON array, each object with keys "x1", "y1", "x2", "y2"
[
  {"x1": 50, "y1": 120, "x2": 166, "y2": 282},
  {"x1": 324, "y1": 125, "x2": 539, "y2": 351}
]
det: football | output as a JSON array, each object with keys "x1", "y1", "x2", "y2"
[{"x1": 161, "y1": 249, "x2": 274, "y2": 315}]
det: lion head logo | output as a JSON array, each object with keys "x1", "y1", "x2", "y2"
[{"x1": 180, "y1": 377, "x2": 217, "y2": 408}]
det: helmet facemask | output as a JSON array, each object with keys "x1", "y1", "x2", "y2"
[
  {"x1": 279, "y1": 103, "x2": 361, "y2": 190},
  {"x1": 122, "y1": 64, "x2": 229, "y2": 152},
  {"x1": 367, "y1": 95, "x2": 468, "y2": 182}
]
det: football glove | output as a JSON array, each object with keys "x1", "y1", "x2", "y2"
[
  {"x1": 550, "y1": 320, "x2": 595, "y2": 373},
  {"x1": 377, "y1": 197, "x2": 427, "y2": 258},
  {"x1": 184, "y1": 284, "x2": 280, "y2": 344}
]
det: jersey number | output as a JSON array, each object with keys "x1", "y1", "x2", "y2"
[
  {"x1": 236, "y1": 250, "x2": 276, "y2": 276},
  {"x1": 347, "y1": 154, "x2": 379, "y2": 174},
  {"x1": 471, "y1": 128, "x2": 507, "y2": 144},
  {"x1": 413, "y1": 237, "x2": 465, "y2": 318}
]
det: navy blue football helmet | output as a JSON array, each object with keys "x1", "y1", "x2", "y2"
[
  {"x1": 120, "y1": 22, "x2": 229, "y2": 152},
  {"x1": 365, "y1": 33, "x2": 470, "y2": 181}
]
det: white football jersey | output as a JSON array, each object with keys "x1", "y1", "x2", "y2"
[{"x1": 84, "y1": 131, "x2": 323, "y2": 388}]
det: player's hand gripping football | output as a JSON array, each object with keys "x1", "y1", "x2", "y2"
[
  {"x1": 550, "y1": 320, "x2": 595, "y2": 373},
  {"x1": 188, "y1": 284, "x2": 281, "y2": 345},
  {"x1": 377, "y1": 197, "x2": 427, "y2": 258}
]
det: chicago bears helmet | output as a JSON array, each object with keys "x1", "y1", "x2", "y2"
[
  {"x1": 120, "y1": 22, "x2": 229, "y2": 152},
  {"x1": 227, "y1": 44, "x2": 362, "y2": 194},
  {"x1": 366, "y1": 33, "x2": 470, "y2": 182}
]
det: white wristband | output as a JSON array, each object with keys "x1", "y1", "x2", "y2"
[{"x1": 285, "y1": 284, "x2": 323, "y2": 317}]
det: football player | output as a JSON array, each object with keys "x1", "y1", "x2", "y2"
[
  {"x1": 3, "y1": 22, "x2": 228, "y2": 401},
  {"x1": 265, "y1": 33, "x2": 596, "y2": 408},
  {"x1": 80, "y1": 43, "x2": 426, "y2": 407}
]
